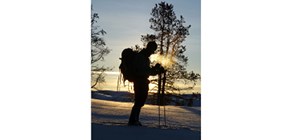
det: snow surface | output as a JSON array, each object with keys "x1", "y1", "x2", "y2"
[
  {"x1": 92, "y1": 90, "x2": 201, "y2": 106},
  {"x1": 92, "y1": 98, "x2": 201, "y2": 140}
]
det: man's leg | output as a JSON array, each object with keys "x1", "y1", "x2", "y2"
[
  {"x1": 128, "y1": 105, "x2": 142, "y2": 125},
  {"x1": 128, "y1": 80, "x2": 149, "y2": 125}
]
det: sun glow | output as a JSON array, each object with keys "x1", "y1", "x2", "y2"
[{"x1": 148, "y1": 82, "x2": 157, "y2": 92}]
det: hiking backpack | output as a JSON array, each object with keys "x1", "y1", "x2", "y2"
[{"x1": 119, "y1": 48, "x2": 139, "y2": 82}]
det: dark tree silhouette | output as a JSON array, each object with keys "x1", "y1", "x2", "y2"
[
  {"x1": 91, "y1": 7, "x2": 112, "y2": 89},
  {"x1": 142, "y1": 2, "x2": 200, "y2": 94}
]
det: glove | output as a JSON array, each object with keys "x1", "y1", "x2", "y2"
[
  {"x1": 154, "y1": 63, "x2": 164, "y2": 73},
  {"x1": 159, "y1": 66, "x2": 165, "y2": 73},
  {"x1": 154, "y1": 63, "x2": 162, "y2": 69}
]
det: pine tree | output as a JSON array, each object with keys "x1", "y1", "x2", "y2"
[{"x1": 142, "y1": 2, "x2": 200, "y2": 94}]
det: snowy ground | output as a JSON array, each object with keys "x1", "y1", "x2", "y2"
[
  {"x1": 91, "y1": 90, "x2": 201, "y2": 106},
  {"x1": 92, "y1": 99, "x2": 201, "y2": 140}
]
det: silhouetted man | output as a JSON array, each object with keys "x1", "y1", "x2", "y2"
[{"x1": 128, "y1": 41, "x2": 163, "y2": 126}]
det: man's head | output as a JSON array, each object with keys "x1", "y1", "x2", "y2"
[{"x1": 146, "y1": 41, "x2": 157, "y2": 55}]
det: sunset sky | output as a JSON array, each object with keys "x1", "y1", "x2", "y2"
[{"x1": 92, "y1": 0, "x2": 201, "y2": 93}]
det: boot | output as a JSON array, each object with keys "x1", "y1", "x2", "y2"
[{"x1": 128, "y1": 107, "x2": 142, "y2": 126}]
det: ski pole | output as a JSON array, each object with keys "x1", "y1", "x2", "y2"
[
  {"x1": 162, "y1": 70, "x2": 167, "y2": 126},
  {"x1": 157, "y1": 71, "x2": 162, "y2": 127}
]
